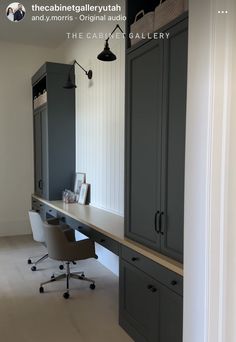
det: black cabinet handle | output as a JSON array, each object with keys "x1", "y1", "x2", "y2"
[
  {"x1": 38, "y1": 179, "x2": 43, "y2": 190},
  {"x1": 131, "y1": 257, "x2": 139, "y2": 262},
  {"x1": 151, "y1": 287, "x2": 157, "y2": 293},
  {"x1": 159, "y1": 212, "x2": 164, "y2": 235},
  {"x1": 154, "y1": 211, "x2": 160, "y2": 234},
  {"x1": 100, "y1": 239, "x2": 106, "y2": 243},
  {"x1": 171, "y1": 280, "x2": 178, "y2": 286},
  {"x1": 147, "y1": 285, "x2": 153, "y2": 290}
]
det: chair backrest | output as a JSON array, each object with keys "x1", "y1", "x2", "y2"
[
  {"x1": 28, "y1": 211, "x2": 45, "y2": 243},
  {"x1": 43, "y1": 222, "x2": 71, "y2": 260}
]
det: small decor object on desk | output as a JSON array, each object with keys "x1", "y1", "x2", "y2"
[
  {"x1": 154, "y1": 0, "x2": 185, "y2": 32},
  {"x1": 74, "y1": 173, "x2": 86, "y2": 194},
  {"x1": 130, "y1": 10, "x2": 154, "y2": 46},
  {"x1": 78, "y1": 184, "x2": 89, "y2": 205},
  {"x1": 62, "y1": 190, "x2": 77, "y2": 203}
]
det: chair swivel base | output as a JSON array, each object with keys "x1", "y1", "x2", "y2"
[
  {"x1": 39, "y1": 262, "x2": 95, "y2": 299},
  {"x1": 28, "y1": 254, "x2": 65, "y2": 272},
  {"x1": 28, "y1": 253, "x2": 49, "y2": 271}
]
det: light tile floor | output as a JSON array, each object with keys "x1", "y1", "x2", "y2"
[{"x1": 0, "y1": 235, "x2": 133, "y2": 342}]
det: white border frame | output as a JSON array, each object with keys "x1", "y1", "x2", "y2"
[
  {"x1": 78, "y1": 183, "x2": 89, "y2": 205},
  {"x1": 74, "y1": 172, "x2": 86, "y2": 194}
]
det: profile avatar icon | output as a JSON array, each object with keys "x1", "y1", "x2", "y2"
[{"x1": 6, "y1": 2, "x2": 26, "y2": 22}]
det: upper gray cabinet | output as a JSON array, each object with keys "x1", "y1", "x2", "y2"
[
  {"x1": 125, "y1": 18, "x2": 188, "y2": 263},
  {"x1": 32, "y1": 62, "x2": 76, "y2": 200}
]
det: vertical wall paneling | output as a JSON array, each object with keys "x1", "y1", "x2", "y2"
[{"x1": 61, "y1": 12, "x2": 126, "y2": 216}]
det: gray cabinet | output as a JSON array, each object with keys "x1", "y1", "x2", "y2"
[
  {"x1": 34, "y1": 107, "x2": 48, "y2": 198},
  {"x1": 125, "y1": 18, "x2": 188, "y2": 262},
  {"x1": 32, "y1": 62, "x2": 75, "y2": 200},
  {"x1": 119, "y1": 247, "x2": 183, "y2": 342}
]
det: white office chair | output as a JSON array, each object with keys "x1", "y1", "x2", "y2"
[
  {"x1": 28, "y1": 211, "x2": 76, "y2": 272},
  {"x1": 28, "y1": 211, "x2": 49, "y2": 271}
]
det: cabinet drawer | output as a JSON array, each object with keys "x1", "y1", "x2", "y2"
[
  {"x1": 121, "y1": 246, "x2": 183, "y2": 296},
  {"x1": 32, "y1": 198, "x2": 40, "y2": 211},
  {"x1": 78, "y1": 225, "x2": 119, "y2": 256},
  {"x1": 45, "y1": 206, "x2": 57, "y2": 218},
  {"x1": 119, "y1": 259, "x2": 183, "y2": 342},
  {"x1": 65, "y1": 216, "x2": 80, "y2": 230},
  {"x1": 31, "y1": 198, "x2": 46, "y2": 220}
]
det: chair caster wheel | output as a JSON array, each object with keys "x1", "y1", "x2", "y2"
[
  {"x1": 39, "y1": 286, "x2": 44, "y2": 293},
  {"x1": 59, "y1": 265, "x2": 64, "y2": 270},
  {"x1": 31, "y1": 266, "x2": 37, "y2": 271},
  {"x1": 90, "y1": 283, "x2": 96, "y2": 290},
  {"x1": 27, "y1": 259, "x2": 32, "y2": 265},
  {"x1": 51, "y1": 275, "x2": 55, "y2": 281},
  {"x1": 63, "y1": 292, "x2": 70, "y2": 299}
]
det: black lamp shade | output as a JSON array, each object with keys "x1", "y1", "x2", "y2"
[
  {"x1": 87, "y1": 70, "x2": 93, "y2": 79},
  {"x1": 63, "y1": 74, "x2": 77, "y2": 89},
  {"x1": 97, "y1": 41, "x2": 117, "y2": 62}
]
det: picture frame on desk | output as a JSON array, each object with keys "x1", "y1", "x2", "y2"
[
  {"x1": 74, "y1": 172, "x2": 86, "y2": 194},
  {"x1": 78, "y1": 183, "x2": 89, "y2": 205}
]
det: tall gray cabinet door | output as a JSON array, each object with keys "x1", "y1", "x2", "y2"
[
  {"x1": 160, "y1": 19, "x2": 188, "y2": 262},
  {"x1": 125, "y1": 40, "x2": 163, "y2": 250},
  {"x1": 40, "y1": 108, "x2": 49, "y2": 199},
  {"x1": 119, "y1": 260, "x2": 160, "y2": 342},
  {"x1": 34, "y1": 111, "x2": 42, "y2": 196}
]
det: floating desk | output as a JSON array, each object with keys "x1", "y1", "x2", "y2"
[
  {"x1": 32, "y1": 194, "x2": 183, "y2": 276},
  {"x1": 32, "y1": 194, "x2": 184, "y2": 342}
]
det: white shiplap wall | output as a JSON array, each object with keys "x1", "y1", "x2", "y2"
[
  {"x1": 55, "y1": 2, "x2": 126, "y2": 275},
  {"x1": 59, "y1": 15, "x2": 126, "y2": 217}
]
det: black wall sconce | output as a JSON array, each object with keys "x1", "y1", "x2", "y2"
[
  {"x1": 97, "y1": 24, "x2": 125, "y2": 62},
  {"x1": 63, "y1": 60, "x2": 93, "y2": 89}
]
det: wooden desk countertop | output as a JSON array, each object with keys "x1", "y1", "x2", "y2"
[{"x1": 32, "y1": 195, "x2": 183, "y2": 276}]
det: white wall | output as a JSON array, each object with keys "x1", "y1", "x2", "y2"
[
  {"x1": 224, "y1": 1, "x2": 236, "y2": 340},
  {"x1": 57, "y1": 1, "x2": 126, "y2": 217},
  {"x1": 184, "y1": 0, "x2": 236, "y2": 341},
  {"x1": 0, "y1": 41, "x2": 56, "y2": 236}
]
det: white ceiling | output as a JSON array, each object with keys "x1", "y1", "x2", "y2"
[{"x1": 0, "y1": 0, "x2": 97, "y2": 48}]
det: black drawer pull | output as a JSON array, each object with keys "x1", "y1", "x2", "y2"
[
  {"x1": 131, "y1": 257, "x2": 139, "y2": 262},
  {"x1": 100, "y1": 239, "x2": 106, "y2": 243},
  {"x1": 171, "y1": 280, "x2": 178, "y2": 286},
  {"x1": 147, "y1": 285, "x2": 157, "y2": 293}
]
